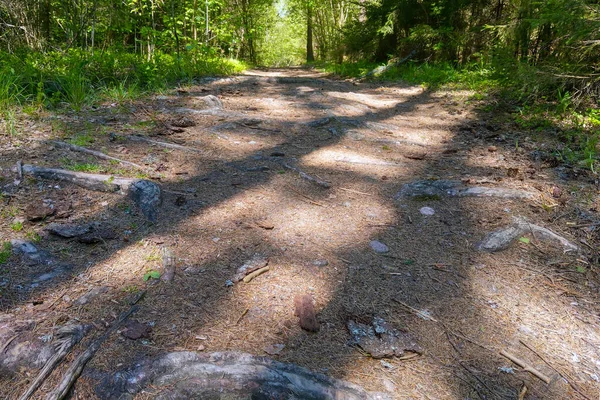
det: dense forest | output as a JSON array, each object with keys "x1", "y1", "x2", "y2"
[{"x1": 0, "y1": 1, "x2": 599, "y2": 111}]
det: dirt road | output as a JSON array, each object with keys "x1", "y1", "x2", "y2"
[{"x1": 1, "y1": 68, "x2": 599, "y2": 399}]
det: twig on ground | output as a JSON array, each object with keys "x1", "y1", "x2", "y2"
[
  {"x1": 127, "y1": 135, "x2": 203, "y2": 153},
  {"x1": 518, "y1": 384, "x2": 528, "y2": 400},
  {"x1": 45, "y1": 306, "x2": 138, "y2": 400},
  {"x1": 51, "y1": 140, "x2": 146, "y2": 170},
  {"x1": 339, "y1": 187, "x2": 372, "y2": 196},
  {"x1": 242, "y1": 266, "x2": 270, "y2": 283},
  {"x1": 282, "y1": 162, "x2": 331, "y2": 188},
  {"x1": 392, "y1": 298, "x2": 438, "y2": 322},
  {"x1": 288, "y1": 186, "x2": 327, "y2": 207},
  {"x1": 236, "y1": 308, "x2": 249, "y2": 324},
  {"x1": 499, "y1": 350, "x2": 551, "y2": 384},
  {"x1": 519, "y1": 340, "x2": 592, "y2": 400}
]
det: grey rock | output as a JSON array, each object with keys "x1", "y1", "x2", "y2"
[
  {"x1": 196, "y1": 94, "x2": 223, "y2": 109},
  {"x1": 74, "y1": 286, "x2": 109, "y2": 305},
  {"x1": 347, "y1": 317, "x2": 422, "y2": 359},
  {"x1": 95, "y1": 351, "x2": 390, "y2": 400},
  {"x1": 312, "y1": 259, "x2": 329, "y2": 267},
  {"x1": 77, "y1": 227, "x2": 117, "y2": 244},
  {"x1": 46, "y1": 223, "x2": 94, "y2": 238},
  {"x1": 11, "y1": 240, "x2": 54, "y2": 266},
  {"x1": 419, "y1": 206, "x2": 435, "y2": 216},
  {"x1": 11, "y1": 240, "x2": 73, "y2": 285},
  {"x1": 128, "y1": 180, "x2": 162, "y2": 222},
  {"x1": 369, "y1": 240, "x2": 389, "y2": 254}
]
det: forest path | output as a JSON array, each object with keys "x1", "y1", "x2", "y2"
[{"x1": 1, "y1": 68, "x2": 599, "y2": 399}]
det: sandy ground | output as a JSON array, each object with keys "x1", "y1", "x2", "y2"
[{"x1": 1, "y1": 68, "x2": 599, "y2": 399}]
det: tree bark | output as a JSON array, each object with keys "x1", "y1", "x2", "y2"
[{"x1": 306, "y1": 3, "x2": 314, "y2": 62}]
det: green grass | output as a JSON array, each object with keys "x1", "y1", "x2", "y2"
[
  {"x1": 10, "y1": 221, "x2": 23, "y2": 232},
  {"x1": 68, "y1": 132, "x2": 95, "y2": 146},
  {"x1": 0, "y1": 242, "x2": 11, "y2": 265},
  {"x1": 0, "y1": 48, "x2": 247, "y2": 112}
]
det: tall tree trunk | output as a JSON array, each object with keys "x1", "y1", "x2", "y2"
[
  {"x1": 306, "y1": 3, "x2": 314, "y2": 62},
  {"x1": 90, "y1": 0, "x2": 98, "y2": 55}
]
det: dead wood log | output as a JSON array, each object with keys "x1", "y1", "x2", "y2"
[
  {"x1": 282, "y1": 162, "x2": 331, "y2": 188},
  {"x1": 51, "y1": 141, "x2": 146, "y2": 170},
  {"x1": 22, "y1": 164, "x2": 135, "y2": 193},
  {"x1": 19, "y1": 324, "x2": 91, "y2": 400},
  {"x1": 127, "y1": 135, "x2": 203, "y2": 153},
  {"x1": 364, "y1": 50, "x2": 416, "y2": 78},
  {"x1": 45, "y1": 306, "x2": 138, "y2": 400},
  {"x1": 22, "y1": 165, "x2": 161, "y2": 221},
  {"x1": 95, "y1": 351, "x2": 387, "y2": 399}
]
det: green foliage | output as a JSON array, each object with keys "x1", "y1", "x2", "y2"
[
  {"x1": 0, "y1": 49, "x2": 247, "y2": 111},
  {"x1": 69, "y1": 132, "x2": 95, "y2": 146},
  {"x1": 0, "y1": 242, "x2": 11, "y2": 265},
  {"x1": 25, "y1": 231, "x2": 41, "y2": 242},
  {"x1": 10, "y1": 221, "x2": 23, "y2": 232},
  {"x1": 143, "y1": 270, "x2": 161, "y2": 281},
  {"x1": 61, "y1": 70, "x2": 91, "y2": 111}
]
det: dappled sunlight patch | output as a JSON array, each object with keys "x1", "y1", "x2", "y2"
[{"x1": 302, "y1": 148, "x2": 408, "y2": 178}]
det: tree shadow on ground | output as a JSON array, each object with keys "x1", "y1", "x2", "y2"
[{"x1": 0, "y1": 71, "x2": 598, "y2": 399}]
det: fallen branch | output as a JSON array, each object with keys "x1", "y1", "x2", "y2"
[
  {"x1": 51, "y1": 140, "x2": 146, "y2": 170},
  {"x1": 127, "y1": 135, "x2": 203, "y2": 153},
  {"x1": 282, "y1": 162, "x2": 331, "y2": 188},
  {"x1": 45, "y1": 306, "x2": 138, "y2": 400},
  {"x1": 22, "y1": 164, "x2": 136, "y2": 193},
  {"x1": 288, "y1": 186, "x2": 327, "y2": 207},
  {"x1": 519, "y1": 340, "x2": 591, "y2": 400},
  {"x1": 19, "y1": 324, "x2": 90, "y2": 400},
  {"x1": 499, "y1": 350, "x2": 551, "y2": 384},
  {"x1": 339, "y1": 187, "x2": 372, "y2": 196},
  {"x1": 243, "y1": 266, "x2": 270, "y2": 283}
]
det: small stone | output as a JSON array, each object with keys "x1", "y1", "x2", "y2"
[
  {"x1": 551, "y1": 186, "x2": 562, "y2": 198},
  {"x1": 312, "y1": 259, "x2": 328, "y2": 267},
  {"x1": 121, "y1": 320, "x2": 151, "y2": 340},
  {"x1": 128, "y1": 180, "x2": 162, "y2": 222},
  {"x1": 263, "y1": 343, "x2": 285, "y2": 355},
  {"x1": 25, "y1": 202, "x2": 55, "y2": 221},
  {"x1": 294, "y1": 294, "x2": 320, "y2": 332},
  {"x1": 488, "y1": 146, "x2": 497, "y2": 152},
  {"x1": 419, "y1": 206, "x2": 435, "y2": 216},
  {"x1": 225, "y1": 280, "x2": 234, "y2": 287},
  {"x1": 197, "y1": 344, "x2": 205, "y2": 351},
  {"x1": 369, "y1": 240, "x2": 389, "y2": 253}
]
